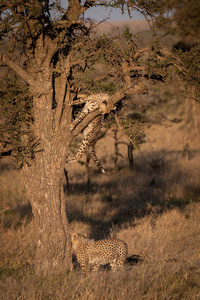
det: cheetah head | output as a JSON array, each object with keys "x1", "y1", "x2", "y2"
[
  {"x1": 99, "y1": 93, "x2": 116, "y2": 114},
  {"x1": 71, "y1": 233, "x2": 87, "y2": 250}
]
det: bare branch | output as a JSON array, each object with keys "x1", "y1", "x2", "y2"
[
  {"x1": 80, "y1": 0, "x2": 96, "y2": 14},
  {"x1": 62, "y1": 0, "x2": 83, "y2": 22},
  {"x1": 1, "y1": 54, "x2": 52, "y2": 97},
  {"x1": 121, "y1": 61, "x2": 148, "y2": 97},
  {"x1": 70, "y1": 52, "x2": 96, "y2": 68},
  {"x1": 160, "y1": 49, "x2": 188, "y2": 75},
  {"x1": 124, "y1": 81, "x2": 148, "y2": 96},
  {"x1": 54, "y1": 57, "x2": 71, "y2": 131},
  {"x1": 71, "y1": 110, "x2": 100, "y2": 137},
  {"x1": 2, "y1": 54, "x2": 35, "y2": 86},
  {"x1": 126, "y1": 65, "x2": 146, "y2": 72},
  {"x1": 114, "y1": 113, "x2": 136, "y2": 146},
  {"x1": 76, "y1": 94, "x2": 88, "y2": 100},
  {"x1": 134, "y1": 47, "x2": 151, "y2": 60},
  {"x1": 111, "y1": 81, "x2": 148, "y2": 105}
]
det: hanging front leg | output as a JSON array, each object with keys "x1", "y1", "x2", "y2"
[{"x1": 68, "y1": 116, "x2": 104, "y2": 173}]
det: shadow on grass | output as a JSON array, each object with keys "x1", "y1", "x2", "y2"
[
  {"x1": 0, "y1": 203, "x2": 32, "y2": 229},
  {"x1": 1, "y1": 149, "x2": 200, "y2": 233},
  {"x1": 65, "y1": 149, "x2": 200, "y2": 238}
]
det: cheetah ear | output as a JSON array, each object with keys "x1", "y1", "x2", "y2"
[
  {"x1": 72, "y1": 233, "x2": 78, "y2": 240},
  {"x1": 83, "y1": 233, "x2": 87, "y2": 238}
]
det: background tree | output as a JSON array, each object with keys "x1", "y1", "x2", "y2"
[
  {"x1": 120, "y1": 0, "x2": 200, "y2": 141},
  {"x1": 157, "y1": 0, "x2": 200, "y2": 141},
  {"x1": 0, "y1": 0, "x2": 199, "y2": 275}
]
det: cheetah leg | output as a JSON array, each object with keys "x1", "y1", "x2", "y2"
[
  {"x1": 92, "y1": 264, "x2": 100, "y2": 272},
  {"x1": 110, "y1": 263, "x2": 117, "y2": 271},
  {"x1": 68, "y1": 117, "x2": 101, "y2": 164},
  {"x1": 88, "y1": 142, "x2": 105, "y2": 173},
  {"x1": 110, "y1": 258, "x2": 124, "y2": 272},
  {"x1": 81, "y1": 262, "x2": 90, "y2": 276},
  {"x1": 68, "y1": 134, "x2": 95, "y2": 163}
]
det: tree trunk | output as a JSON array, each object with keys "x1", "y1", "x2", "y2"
[
  {"x1": 21, "y1": 153, "x2": 72, "y2": 274},
  {"x1": 20, "y1": 90, "x2": 73, "y2": 274},
  {"x1": 185, "y1": 86, "x2": 200, "y2": 143},
  {"x1": 128, "y1": 142, "x2": 134, "y2": 170}
]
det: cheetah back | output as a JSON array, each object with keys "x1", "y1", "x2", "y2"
[{"x1": 88, "y1": 239, "x2": 128, "y2": 266}]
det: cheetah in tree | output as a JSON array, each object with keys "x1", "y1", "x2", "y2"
[
  {"x1": 71, "y1": 233, "x2": 128, "y2": 275},
  {"x1": 69, "y1": 93, "x2": 115, "y2": 173}
]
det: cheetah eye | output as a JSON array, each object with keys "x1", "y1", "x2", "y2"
[{"x1": 102, "y1": 100, "x2": 107, "y2": 108}]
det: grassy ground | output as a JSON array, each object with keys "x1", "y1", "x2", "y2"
[{"x1": 1, "y1": 95, "x2": 200, "y2": 299}]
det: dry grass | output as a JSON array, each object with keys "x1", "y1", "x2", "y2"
[
  {"x1": 1, "y1": 98, "x2": 200, "y2": 299},
  {"x1": 1, "y1": 202, "x2": 200, "y2": 299},
  {"x1": 0, "y1": 159, "x2": 31, "y2": 229}
]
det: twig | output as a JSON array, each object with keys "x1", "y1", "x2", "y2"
[{"x1": 114, "y1": 113, "x2": 136, "y2": 146}]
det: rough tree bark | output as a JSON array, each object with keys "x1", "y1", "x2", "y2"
[
  {"x1": 21, "y1": 67, "x2": 73, "y2": 273},
  {"x1": 2, "y1": 34, "x2": 76, "y2": 273},
  {"x1": 20, "y1": 94, "x2": 72, "y2": 273}
]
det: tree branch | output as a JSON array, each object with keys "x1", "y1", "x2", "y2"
[
  {"x1": 70, "y1": 80, "x2": 147, "y2": 138},
  {"x1": 54, "y1": 56, "x2": 72, "y2": 131},
  {"x1": 2, "y1": 54, "x2": 35, "y2": 86},
  {"x1": 62, "y1": 0, "x2": 82, "y2": 22},
  {"x1": 80, "y1": 0, "x2": 96, "y2": 14},
  {"x1": 114, "y1": 113, "x2": 136, "y2": 146},
  {"x1": 1, "y1": 54, "x2": 52, "y2": 97},
  {"x1": 134, "y1": 47, "x2": 151, "y2": 60},
  {"x1": 71, "y1": 110, "x2": 100, "y2": 137},
  {"x1": 111, "y1": 81, "x2": 148, "y2": 105},
  {"x1": 70, "y1": 52, "x2": 96, "y2": 67}
]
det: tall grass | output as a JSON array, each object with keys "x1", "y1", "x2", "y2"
[
  {"x1": 1, "y1": 102, "x2": 200, "y2": 299},
  {"x1": 1, "y1": 203, "x2": 199, "y2": 299}
]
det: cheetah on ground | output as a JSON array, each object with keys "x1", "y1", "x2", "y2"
[{"x1": 71, "y1": 233, "x2": 128, "y2": 275}]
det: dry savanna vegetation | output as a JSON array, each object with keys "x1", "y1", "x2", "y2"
[
  {"x1": 1, "y1": 0, "x2": 200, "y2": 299},
  {"x1": 1, "y1": 80, "x2": 200, "y2": 299}
]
